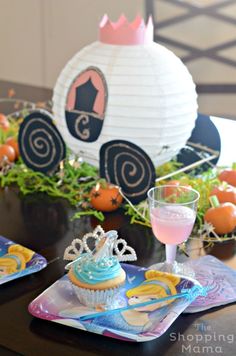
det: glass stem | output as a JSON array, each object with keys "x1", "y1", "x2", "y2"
[{"x1": 166, "y1": 244, "x2": 177, "y2": 264}]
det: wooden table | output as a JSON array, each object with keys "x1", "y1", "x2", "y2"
[{"x1": 0, "y1": 81, "x2": 235, "y2": 356}]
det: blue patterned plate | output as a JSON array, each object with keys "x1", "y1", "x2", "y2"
[
  {"x1": 0, "y1": 236, "x2": 47, "y2": 285},
  {"x1": 29, "y1": 264, "x2": 199, "y2": 342}
]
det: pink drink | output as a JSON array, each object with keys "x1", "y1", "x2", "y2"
[{"x1": 150, "y1": 206, "x2": 196, "y2": 245}]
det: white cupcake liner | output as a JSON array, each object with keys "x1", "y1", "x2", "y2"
[{"x1": 72, "y1": 284, "x2": 120, "y2": 309}]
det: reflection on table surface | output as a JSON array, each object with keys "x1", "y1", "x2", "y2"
[{"x1": 0, "y1": 181, "x2": 235, "y2": 355}]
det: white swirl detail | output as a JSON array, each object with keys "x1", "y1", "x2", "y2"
[
  {"x1": 29, "y1": 129, "x2": 51, "y2": 158},
  {"x1": 104, "y1": 143, "x2": 152, "y2": 196},
  {"x1": 118, "y1": 154, "x2": 145, "y2": 188},
  {"x1": 21, "y1": 117, "x2": 63, "y2": 168}
]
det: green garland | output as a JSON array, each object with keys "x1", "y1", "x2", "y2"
[
  {"x1": 0, "y1": 157, "x2": 105, "y2": 221},
  {"x1": 0, "y1": 101, "x2": 233, "y2": 243},
  {"x1": 124, "y1": 162, "x2": 221, "y2": 231},
  {"x1": 124, "y1": 163, "x2": 236, "y2": 245}
]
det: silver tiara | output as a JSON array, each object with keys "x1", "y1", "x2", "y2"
[{"x1": 63, "y1": 225, "x2": 137, "y2": 262}]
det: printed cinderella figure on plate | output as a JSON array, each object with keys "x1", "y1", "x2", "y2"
[{"x1": 86, "y1": 270, "x2": 181, "y2": 334}]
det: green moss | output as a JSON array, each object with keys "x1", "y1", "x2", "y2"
[{"x1": 0, "y1": 156, "x2": 105, "y2": 220}]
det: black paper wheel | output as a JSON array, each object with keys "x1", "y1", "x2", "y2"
[
  {"x1": 18, "y1": 111, "x2": 66, "y2": 175},
  {"x1": 100, "y1": 140, "x2": 156, "y2": 204}
]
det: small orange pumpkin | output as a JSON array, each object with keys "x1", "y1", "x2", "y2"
[
  {"x1": 90, "y1": 183, "x2": 123, "y2": 212},
  {"x1": 204, "y1": 196, "x2": 236, "y2": 235},
  {"x1": 163, "y1": 180, "x2": 192, "y2": 199},
  {"x1": 0, "y1": 144, "x2": 16, "y2": 162},
  {"x1": 0, "y1": 113, "x2": 10, "y2": 132},
  {"x1": 210, "y1": 184, "x2": 236, "y2": 205},
  {"x1": 219, "y1": 166, "x2": 236, "y2": 187},
  {"x1": 5, "y1": 137, "x2": 19, "y2": 160}
]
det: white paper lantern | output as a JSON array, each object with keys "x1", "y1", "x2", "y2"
[{"x1": 53, "y1": 15, "x2": 198, "y2": 168}]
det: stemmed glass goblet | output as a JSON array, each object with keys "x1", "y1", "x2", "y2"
[{"x1": 147, "y1": 185, "x2": 200, "y2": 277}]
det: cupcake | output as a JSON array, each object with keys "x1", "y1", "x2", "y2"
[{"x1": 68, "y1": 233, "x2": 126, "y2": 309}]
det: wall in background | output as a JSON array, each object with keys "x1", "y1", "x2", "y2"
[
  {"x1": 0, "y1": 0, "x2": 44, "y2": 86},
  {"x1": 0, "y1": 0, "x2": 144, "y2": 88},
  {"x1": 1, "y1": 0, "x2": 235, "y2": 119},
  {"x1": 147, "y1": 0, "x2": 236, "y2": 119}
]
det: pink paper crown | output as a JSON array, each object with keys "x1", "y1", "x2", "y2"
[{"x1": 99, "y1": 14, "x2": 153, "y2": 45}]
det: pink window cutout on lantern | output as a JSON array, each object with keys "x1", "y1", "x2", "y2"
[
  {"x1": 65, "y1": 67, "x2": 108, "y2": 143},
  {"x1": 66, "y1": 67, "x2": 107, "y2": 117}
]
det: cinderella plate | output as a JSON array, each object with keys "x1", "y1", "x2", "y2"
[
  {"x1": 28, "y1": 264, "x2": 199, "y2": 342},
  {"x1": 0, "y1": 236, "x2": 47, "y2": 285}
]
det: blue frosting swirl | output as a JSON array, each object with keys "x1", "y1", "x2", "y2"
[{"x1": 72, "y1": 254, "x2": 122, "y2": 285}]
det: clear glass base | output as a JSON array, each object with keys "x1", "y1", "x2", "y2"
[{"x1": 149, "y1": 261, "x2": 195, "y2": 278}]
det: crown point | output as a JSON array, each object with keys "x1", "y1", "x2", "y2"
[
  {"x1": 99, "y1": 14, "x2": 153, "y2": 45},
  {"x1": 147, "y1": 16, "x2": 154, "y2": 30},
  {"x1": 99, "y1": 14, "x2": 109, "y2": 28},
  {"x1": 131, "y1": 15, "x2": 144, "y2": 29},
  {"x1": 118, "y1": 14, "x2": 127, "y2": 23}
]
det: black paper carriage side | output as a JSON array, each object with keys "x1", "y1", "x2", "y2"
[
  {"x1": 65, "y1": 79, "x2": 104, "y2": 142},
  {"x1": 65, "y1": 72, "x2": 107, "y2": 143}
]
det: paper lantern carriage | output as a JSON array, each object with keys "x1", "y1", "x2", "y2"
[{"x1": 19, "y1": 15, "x2": 209, "y2": 203}]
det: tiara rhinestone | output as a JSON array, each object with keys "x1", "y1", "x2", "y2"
[{"x1": 64, "y1": 225, "x2": 137, "y2": 262}]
